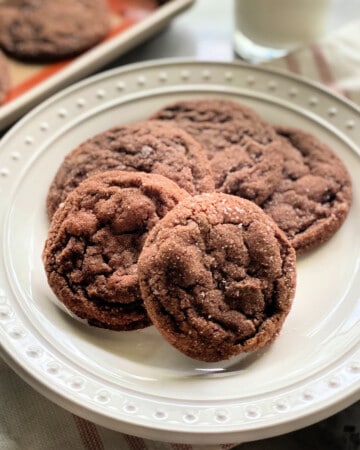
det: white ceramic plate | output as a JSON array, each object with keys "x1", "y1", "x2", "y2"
[{"x1": 0, "y1": 60, "x2": 359, "y2": 445}]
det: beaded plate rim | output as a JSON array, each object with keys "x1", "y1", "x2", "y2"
[{"x1": 0, "y1": 59, "x2": 359, "y2": 445}]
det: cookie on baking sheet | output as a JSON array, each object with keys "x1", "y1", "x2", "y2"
[
  {"x1": 150, "y1": 98, "x2": 278, "y2": 160},
  {"x1": 0, "y1": 0, "x2": 110, "y2": 62},
  {"x1": 43, "y1": 170, "x2": 189, "y2": 331},
  {"x1": 46, "y1": 121, "x2": 214, "y2": 220},
  {"x1": 0, "y1": 50, "x2": 9, "y2": 104},
  {"x1": 262, "y1": 127, "x2": 352, "y2": 254},
  {"x1": 138, "y1": 193, "x2": 296, "y2": 362}
]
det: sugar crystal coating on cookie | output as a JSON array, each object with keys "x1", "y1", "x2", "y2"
[
  {"x1": 151, "y1": 98, "x2": 285, "y2": 205},
  {"x1": 262, "y1": 127, "x2": 352, "y2": 253},
  {"x1": 0, "y1": 0, "x2": 110, "y2": 61},
  {"x1": 210, "y1": 139, "x2": 284, "y2": 205},
  {"x1": 151, "y1": 98, "x2": 278, "y2": 160},
  {"x1": 153, "y1": 98, "x2": 283, "y2": 205},
  {"x1": 138, "y1": 193, "x2": 296, "y2": 362},
  {"x1": 43, "y1": 170, "x2": 189, "y2": 331},
  {"x1": 46, "y1": 121, "x2": 214, "y2": 220},
  {"x1": 152, "y1": 99, "x2": 352, "y2": 254}
]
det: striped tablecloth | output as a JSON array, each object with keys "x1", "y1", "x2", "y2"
[{"x1": 1, "y1": 19, "x2": 360, "y2": 450}]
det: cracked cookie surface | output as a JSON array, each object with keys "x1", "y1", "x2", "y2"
[
  {"x1": 138, "y1": 193, "x2": 296, "y2": 362},
  {"x1": 46, "y1": 121, "x2": 214, "y2": 219},
  {"x1": 0, "y1": 50, "x2": 9, "y2": 104},
  {"x1": 43, "y1": 170, "x2": 189, "y2": 331},
  {"x1": 210, "y1": 139, "x2": 284, "y2": 205},
  {"x1": 151, "y1": 98, "x2": 284, "y2": 205},
  {"x1": 262, "y1": 127, "x2": 352, "y2": 253},
  {"x1": 0, "y1": 0, "x2": 110, "y2": 61},
  {"x1": 151, "y1": 98, "x2": 278, "y2": 160}
]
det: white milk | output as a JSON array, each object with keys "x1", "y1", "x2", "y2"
[{"x1": 234, "y1": 0, "x2": 331, "y2": 51}]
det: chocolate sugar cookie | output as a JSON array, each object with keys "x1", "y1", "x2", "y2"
[
  {"x1": 138, "y1": 193, "x2": 296, "y2": 362},
  {"x1": 262, "y1": 127, "x2": 352, "y2": 254},
  {"x1": 151, "y1": 98, "x2": 284, "y2": 205},
  {"x1": 0, "y1": 50, "x2": 9, "y2": 104},
  {"x1": 151, "y1": 98, "x2": 278, "y2": 160},
  {"x1": 210, "y1": 139, "x2": 284, "y2": 205},
  {"x1": 46, "y1": 121, "x2": 214, "y2": 220},
  {"x1": 43, "y1": 170, "x2": 189, "y2": 331},
  {"x1": 0, "y1": 0, "x2": 110, "y2": 62}
]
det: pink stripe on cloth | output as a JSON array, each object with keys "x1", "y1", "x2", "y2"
[
  {"x1": 73, "y1": 416, "x2": 105, "y2": 450},
  {"x1": 170, "y1": 444, "x2": 194, "y2": 450},
  {"x1": 284, "y1": 53, "x2": 302, "y2": 75},
  {"x1": 311, "y1": 43, "x2": 333, "y2": 85},
  {"x1": 124, "y1": 434, "x2": 148, "y2": 450},
  {"x1": 310, "y1": 43, "x2": 349, "y2": 97}
]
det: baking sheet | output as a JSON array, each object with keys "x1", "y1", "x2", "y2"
[{"x1": 0, "y1": 0, "x2": 195, "y2": 131}]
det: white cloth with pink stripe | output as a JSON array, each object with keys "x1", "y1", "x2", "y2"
[
  {"x1": 1, "y1": 20, "x2": 360, "y2": 450},
  {"x1": 264, "y1": 19, "x2": 360, "y2": 103}
]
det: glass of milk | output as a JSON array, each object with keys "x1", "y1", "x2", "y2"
[{"x1": 234, "y1": 0, "x2": 331, "y2": 62}]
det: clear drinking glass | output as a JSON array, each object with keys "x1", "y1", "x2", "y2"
[{"x1": 233, "y1": 0, "x2": 331, "y2": 63}]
